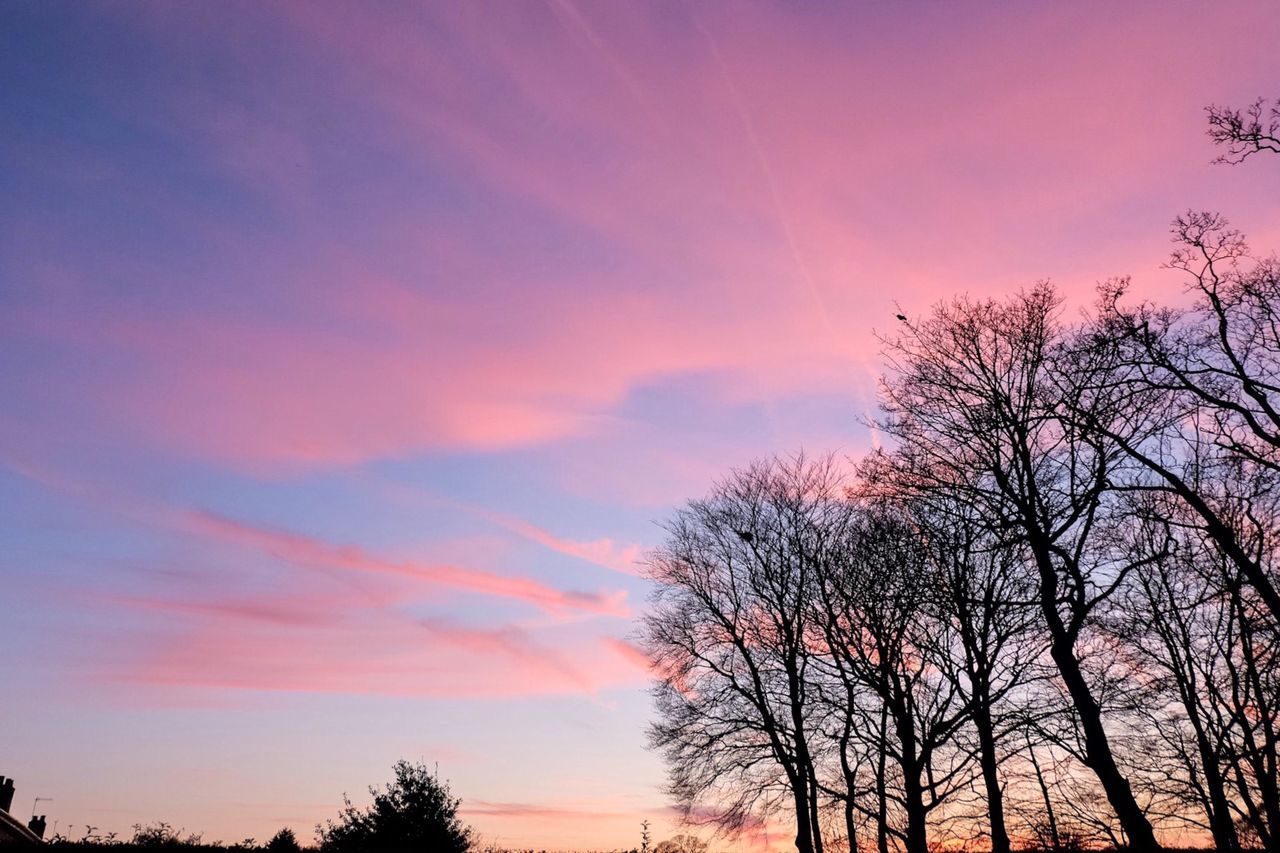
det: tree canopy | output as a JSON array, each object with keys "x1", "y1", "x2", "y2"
[{"x1": 317, "y1": 761, "x2": 472, "y2": 853}]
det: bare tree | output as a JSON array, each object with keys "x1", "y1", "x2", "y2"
[
  {"x1": 1094, "y1": 215, "x2": 1280, "y2": 629},
  {"x1": 809, "y1": 502, "x2": 975, "y2": 853},
  {"x1": 873, "y1": 285, "x2": 1164, "y2": 851},
  {"x1": 654, "y1": 834, "x2": 710, "y2": 853},
  {"x1": 638, "y1": 91, "x2": 1280, "y2": 853},
  {"x1": 1109, "y1": 497, "x2": 1244, "y2": 851},
  {"x1": 644, "y1": 455, "x2": 850, "y2": 853},
  {"x1": 1114, "y1": 498, "x2": 1280, "y2": 853},
  {"x1": 908, "y1": 498, "x2": 1044, "y2": 853}
]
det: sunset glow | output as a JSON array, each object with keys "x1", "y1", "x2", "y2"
[{"x1": 3, "y1": 2, "x2": 1280, "y2": 849}]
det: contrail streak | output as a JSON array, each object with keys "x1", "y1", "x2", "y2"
[{"x1": 692, "y1": 14, "x2": 838, "y2": 341}]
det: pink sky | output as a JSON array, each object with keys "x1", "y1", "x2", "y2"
[{"x1": 2, "y1": 1, "x2": 1279, "y2": 849}]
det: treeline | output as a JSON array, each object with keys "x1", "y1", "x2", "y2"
[
  {"x1": 642, "y1": 99, "x2": 1280, "y2": 853},
  {"x1": 44, "y1": 824, "x2": 300, "y2": 851}
]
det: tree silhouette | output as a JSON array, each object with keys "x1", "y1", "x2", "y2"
[
  {"x1": 265, "y1": 828, "x2": 302, "y2": 853},
  {"x1": 1207, "y1": 97, "x2": 1280, "y2": 164},
  {"x1": 642, "y1": 95, "x2": 1280, "y2": 853},
  {"x1": 654, "y1": 834, "x2": 709, "y2": 853},
  {"x1": 317, "y1": 761, "x2": 472, "y2": 853},
  {"x1": 644, "y1": 455, "x2": 848, "y2": 853},
  {"x1": 875, "y1": 286, "x2": 1164, "y2": 851}
]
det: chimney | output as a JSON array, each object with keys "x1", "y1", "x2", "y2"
[
  {"x1": 0, "y1": 776, "x2": 13, "y2": 813},
  {"x1": 28, "y1": 815, "x2": 46, "y2": 840}
]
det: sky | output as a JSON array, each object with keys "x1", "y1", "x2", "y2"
[{"x1": 2, "y1": 1, "x2": 1279, "y2": 849}]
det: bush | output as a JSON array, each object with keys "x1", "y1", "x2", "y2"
[
  {"x1": 130, "y1": 822, "x2": 203, "y2": 848},
  {"x1": 317, "y1": 760, "x2": 472, "y2": 853},
  {"x1": 265, "y1": 828, "x2": 303, "y2": 853}
]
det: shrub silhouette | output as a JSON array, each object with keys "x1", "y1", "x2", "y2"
[
  {"x1": 654, "y1": 835, "x2": 707, "y2": 853},
  {"x1": 265, "y1": 828, "x2": 303, "y2": 853},
  {"x1": 130, "y1": 822, "x2": 203, "y2": 848},
  {"x1": 317, "y1": 760, "x2": 472, "y2": 853}
]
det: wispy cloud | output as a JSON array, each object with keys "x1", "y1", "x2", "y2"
[
  {"x1": 184, "y1": 509, "x2": 631, "y2": 618},
  {"x1": 109, "y1": 588, "x2": 645, "y2": 700},
  {"x1": 465, "y1": 505, "x2": 645, "y2": 578},
  {"x1": 368, "y1": 475, "x2": 649, "y2": 577},
  {"x1": 464, "y1": 800, "x2": 629, "y2": 820},
  {"x1": 604, "y1": 637, "x2": 652, "y2": 673}
]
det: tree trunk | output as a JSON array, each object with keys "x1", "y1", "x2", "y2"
[
  {"x1": 876, "y1": 706, "x2": 889, "y2": 853},
  {"x1": 892, "y1": 703, "x2": 929, "y2": 853},
  {"x1": 1240, "y1": 606, "x2": 1280, "y2": 853},
  {"x1": 787, "y1": 655, "x2": 823, "y2": 853},
  {"x1": 808, "y1": 766, "x2": 825, "y2": 853},
  {"x1": 1046, "y1": 627, "x2": 1160, "y2": 851},
  {"x1": 1028, "y1": 536, "x2": 1162, "y2": 852},
  {"x1": 791, "y1": 780, "x2": 816, "y2": 853},
  {"x1": 1179, "y1": 691, "x2": 1240, "y2": 851},
  {"x1": 839, "y1": 703, "x2": 860, "y2": 853},
  {"x1": 972, "y1": 698, "x2": 1011, "y2": 853},
  {"x1": 845, "y1": 796, "x2": 859, "y2": 853},
  {"x1": 1195, "y1": 721, "x2": 1241, "y2": 851},
  {"x1": 1027, "y1": 741, "x2": 1061, "y2": 853},
  {"x1": 899, "y1": 766, "x2": 928, "y2": 853}
]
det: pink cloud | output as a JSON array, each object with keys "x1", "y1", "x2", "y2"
[
  {"x1": 183, "y1": 509, "x2": 630, "y2": 618},
  {"x1": 463, "y1": 801, "x2": 628, "y2": 821},
  {"x1": 109, "y1": 594, "x2": 350, "y2": 630},
  {"x1": 14, "y1": 0, "x2": 1274, "y2": 484},
  {"x1": 106, "y1": 590, "x2": 644, "y2": 701},
  {"x1": 605, "y1": 637, "x2": 653, "y2": 673},
  {"x1": 464, "y1": 505, "x2": 645, "y2": 578},
  {"x1": 0, "y1": 7, "x2": 868, "y2": 474},
  {"x1": 366, "y1": 476, "x2": 649, "y2": 577},
  {"x1": 416, "y1": 617, "x2": 594, "y2": 690}
]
